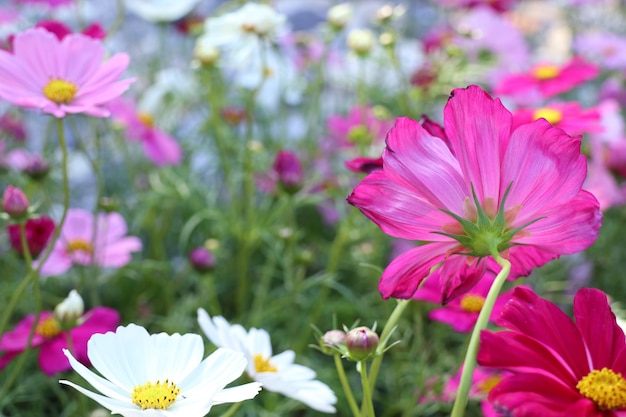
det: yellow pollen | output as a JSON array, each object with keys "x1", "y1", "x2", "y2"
[
  {"x1": 253, "y1": 354, "x2": 278, "y2": 373},
  {"x1": 66, "y1": 239, "x2": 93, "y2": 254},
  {"x1": 36, "y1": 316, "x2": 62, "y2": 338},
  {"x1": 532, "y1": 64, "x2": 560, "y2": 80},
  {"x1": 577, "y1": 367, "x2": 626, "y2": 410},
  {"x1": 241, "y1": 23, "x2": 257, "y2": 33},
  {"x1": 477, "y1": 375, "x2": 502, "y2": 393},
  {"x1": 138, "y1": 112, "x2": 154, "y2": 127},
  {"x1": 263, "y1": 66, "x2": 274, "y2": 78},
  {"x1": 533, "y1": 107, "x2": 563, "y2": 125},
  {"x1": 43, "y1": 79, "x2": 78, "y2": 104},
  {"x1": 132, "y1": 379, "x2": 181, "y2": 410},
  {"x1": 460, "y1": 294, "x2": 485, "y2": 313}
]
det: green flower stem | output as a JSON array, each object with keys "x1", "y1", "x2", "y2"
[
  {"x1": 201, "y1": 272, "x2": 222, "y2": 316},
  {"x1": 359, "y1": 361, "x2": 376, "y2": 417},
  {"x1": 18, "y1": 222, "x2": 33, "y2": 270},
  {"x1": 334, "y1": 354, "x2": 361, "y2": 417},
  {"x1": 450, "y1": 254, "x2": 511, "y2": 417},
  {"x1": 218, "y1": 401, "x2": 241, "y2": 417},
  {"x1": 0, "y1": 118, "x2": 72, "y2": 398},
  {"x1": 367, "y1": 299, "x2": 410, "y2": 387}
]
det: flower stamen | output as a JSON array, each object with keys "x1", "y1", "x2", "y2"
[
  {"x1": 532, "y1": 64, "x2": 560, "y2": 80},
  {"x1": 253, "y1": 354, "x2": 278, "y2": 373},
  {"x1": 577, "y1": 367, "x2": 626, "y2": 410},
  {"x1": 36, "y1": 316, "x2": 61, "y2": 338},
  {"x1": 43, "y1": 79, "x2": 78, "y2": 104},
  {"x1": 132, "y1": 379, "x2": 181, "y2": 410},
  {"x1": 66, "y1": 239, "x2": 93, "y2": 254},
  {"x1": 533, "y1": 108, "x2": 563, "y2": 125},
  {"x1": 459, "y1": 294, "x2": 485, "y2": 313}
]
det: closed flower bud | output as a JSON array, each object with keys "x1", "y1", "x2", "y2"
[
  {"x1": 345, "y1": 326, "x2": 379, "y2": 361},
  {"x1": 273, "y1": 150, "x2": 303, "y2": 194},
  {"x1": 189, "y1": 246, "x2": 216, "y2": 272},
  {"x1": 2, "y1": 185, "x2": 29, "y2": 218},
  {"x1": 347, "y1": 29, "x2": 375, "y2": 56},
  {"x1": 327, "y1": 3, "x2": 353, "y2": 31},
  {"x1": 194, "y1": 40, "x2": 220, "y2": 65},
  {"x1": 54, "y1": 290, "x2": 84, "y2": 323},
  {"x1": 22, "y1": 157, "x2": 50, "y2": 181},
  {"x1": 319, "y1": 329, "x2": 347, "y2": 355}
]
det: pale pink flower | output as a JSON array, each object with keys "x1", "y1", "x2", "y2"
[
  {"x1": 37, "y1": 208, "x2": 142, "y2": 277},
  {"x1": 0, "y1": 28, "x2": 133, "y2": 118},
  {"x1": 326, "y1": 106, "x2": 392, "y2": 149},
  {"x1": 442, "y1": 366, "x2": 508, "y2": 417},
  {"x1": 107, "y1": 97, "x2": 182, "y2": 166},
  {"x1": 347, "y1": 86, "x2": 601, "y2": 302},
  {"x1": 512, "y1": 102, "x2": 603, "y2": 137}
]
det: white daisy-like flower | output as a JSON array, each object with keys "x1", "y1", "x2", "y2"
[
  {"x1": 125, "y1": 0, "x2": 202, "y2": 22},
  {"x1": 197, "y1": 309, "x2": 337, "y2": 414},
  {"x1": 59, "y1": 324, "x2": 262, "y2": 417}
]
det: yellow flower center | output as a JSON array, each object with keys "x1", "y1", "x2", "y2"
[
  {"x1": 138, "y1": 112, "x2": 154, "y2": 127},
  {"x1": 459, "y1": 294, "x2": 485, "y2": 313},
  {"x1": 66, "y1": 239, "x2": 93, "y2": 254},
  {"x1": 43, "y1": 79, "x2": 78, "y2": 104},
  {"x1": 253, "y1": 354, "x2": 278, "y2": 373},
  {"x1": 533, "y1": 107, "x2": 563, "y2": 125},
  {"x1": 241, "y1": 23, "x2": 258, "y2": 33},
  {"x1": 577, "y1": 367, "x2": 626, "y2": 410},
  {"x1": 532, "y1": 64, "x2": 560, "y2": 80},
  {"x1": 36, "y1": 316, "x2": 62, "y2": 338},
  {"x1": 477, "y1": 375, "x2": 502, "y2": 393},
  {"x1": 132, "y1": 379, "x2": 181, "y2": 410}
]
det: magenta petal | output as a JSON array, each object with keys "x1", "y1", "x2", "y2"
[
  {"x1": 38, "y1": 335, "x2": 71, "y2": 375},
  {"x1": 444, "y1": 85, "x2": 512, "y2": 203},
  {"x1": 383, "y1": 117, "x2": 467, "y2": 213},
  {"x1": 141, "y1": 129, "x2": 183, "y2": 166},
  {"x1": 348, "y1": 170, "x2": 453, "y2": 241},
  {"x1": 494, "y1": 287, "x2": 590, "y2": 379},
  {"x1": 379, "y1": 242, "x2": 453, "y2": 299},
  {"x1": 503, "y1": 245, "x2": 558, "y2": 279},
  {"x1": 489, "y1": 373, "x2": 595, "y2": 417},
  {"x1": 438, "y1": 256, "x2": 488, "y2": 303},
  {"x1": 0, "y1": 313, "x2": 49, "y2": 351},
  {"x1": 428, "y1": 308, "x2": 477, "y2": 332},
  {"x1": 574, "y1": 288, "x2": 626, "y2": 370}
]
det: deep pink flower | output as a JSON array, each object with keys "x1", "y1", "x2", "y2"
[
  {"x1": 495, "y1": 57, "x2": 599, "y2": 104},
  {"x1": 512, "y1": 102, "x2": 603, "y2": 137},
  {"x1": 0, "y1": 307, "x2": 119, "y2": 376},
  {"x1": 345, "y1": 156, "x2": 383, "y2": 174},
  {"x1": 326, "y1": 106, "x2": 392, "y2": 149},
  {"x1": 443, "y1": 366, "x2": 508, "y2": 417},
  {"x1": 0, "y1": 28, "x2": 133, "y2": 118},
  {"x1": 414, "y1": 272, "x2": 520, "y2": 332},
  {"x1": 273, "y1": 149, "x2": 304, "y2": 193},
  {"x1": 36, "y1": 20, "x2": 106, "y2": 41},
  {"x1": 478, "y1": 287, "x2": 626, "y2": 416},
  {"x1": 107, "y1": 97, "x2": 182, "y2": 166},
  {"x1": 347, "y1": 86, "x2": 601, "y2": 302},
  {"x1": 437, "y1": 0, "x2": 517, "y2": 12},
  {"x1": 37, "y1": 208, "x2": 142, "y2": 277},
  {"x1": 7, "y1": 216, "x2": 55, "y2": 257}
]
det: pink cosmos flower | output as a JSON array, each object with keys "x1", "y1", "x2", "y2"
[
  {"x1": 495, "y1": 57, "x2": 599, "y2": 104},
  {"x1": 14, "y1": 0, "x2": 73, "y2": 7},
  {"x1": 0, "y1": 307, "x2": 119, "y2": 376},
  {"x1": 437, "y1": 0, "x2": 517, "y2": 12},
  {"x1": 37, "y1": 208, "x2": 142, "y2": 277},
  {"x1": 107, "y1": 97, "x2": 182, "y2": 166},
  {"x1": 512, "y1": 102, "x2": 603, "y2": 137},
  {"x1": 35, "y1": 20, "x2": 106, "y2": 41},
  {"x1": 0, "y1": 28, "x2": 133, "y2": 118},
  {"x1": 574, "y1": 33, "x2": 626, "y2": 71},
  {"x1": 326, "y1": 106, "x2": 392, "y2": 149},
  {"x1": 413, "y1": 271, "x2": 520, "y2": 332},
  {"x1": 347, "y1": 86, "x2": 601, "y2": 302},
  {"x1": 478, "y1": 287, "x2": 626, "y2": 416}
]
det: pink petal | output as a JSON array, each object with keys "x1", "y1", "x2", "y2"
[
  {"x1": 443, "y1": 85, "x2": 512, "y2": 203},
  {"x1": 347, "y1": 170, "x2": 454, "y2": 241},
  {"x1": 429, "y1": 308, "x2": 477, "y2": 332},
  {"x1": 438, "y1": 256, "x2": 489, "y2": 303},
  {"x1": 38, "y1": 335, "x2": 71, "y2": 375},
  {"x1": 61, "y1": 34, "x2": 105, "y2": 84},
  {"x1": 141, "y1": 129, "x2": 183, "y2": 166}
]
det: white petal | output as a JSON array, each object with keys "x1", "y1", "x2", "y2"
[
  {"x1": 61, "y1": 349, "x2": 129, "y2": 401},
  {"x1": 148, "y1": 331, "x2": 203, "y2": 382},
  {"x1": 59, "y1": 380, "x2": 132, "y2": 412},
  {"x1": 211, "y1": 383, "x2": 263, "y2": 405},
  {"x1": 179, "y1": 348, "x2": 247, "y2": 397}
]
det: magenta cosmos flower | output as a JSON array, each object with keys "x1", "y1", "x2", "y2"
[
  {"x1": 0, "y1": 28, "x2": 133, "y2": 118},
  {"x1": 512, "y1": 102, "x2": 603, "y2": 137},
  {"x1": 37, "y1": 208, "x2": 142, "y2": 277},
  {"x1": 347, "y1": 85, "x2": 601, "y2": 302},
  {"x1": 495, "y1": 57, "x2": 599, "y2": 104},
  {"x1": 478, "y1": 287, "x2": 626, "y2": 416},
  {"x1": 7, "y1": 216, "x2": 55, "y2": 257},
  {"x1": 0, "y1": 307, "x2": 119, "y2": 376}
]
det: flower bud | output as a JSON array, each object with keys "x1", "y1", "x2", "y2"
[
  {"x1": 22, "y1": 156, "x2": 50, "y2": 181},
  {"x1": 345, "y1": 326, "x2": 379, "y2": 361},
  {"x1": 54, "y1": 290, "x2": 84, "y2": 323},
  {"x1": 323, "y1": 330, "x2": 346, "y2": 348},
  {"x1": 194, "y1": 39, "x2": 220, "y2": 65},
  {"x1": 327, "y1": 3, "x2": 353, "y2": 31},
  {"x1": 189, "y1": 246, "x2": 216, "y2": 272},
  {"x1": 273, "y1": 150, "x2": 303, "y2": 194},
  {"x1": 347, "y1": 29, "x2": 375, "y2": 56},
  {"x1": 2, "y1": 185, "x2": 29, "y2": 218},
  {"x1": 7, "y1": 216, "x2": 55, "y2": 257}
]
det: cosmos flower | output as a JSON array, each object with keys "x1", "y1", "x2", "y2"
[
  {"x1": 198, "y1": 309, "x2": 337, "y2": 413},
  {"x1": 60, "y1": 324, "x2": 262, "y2": 416},
  {"x1": 347, "y1": 85, "x2": 601, "y2": 302},
  {"x1": 495, "y1": 57, "x2": 599, "y2": 104},
  {"x1": 0, "y1": 28, "x2": 133, "y2": 117},
  {"x1": 7, "y1": 216, "x2": 55, "y2": 257},
  {"x1": 511, "y1": 102, "x2": 603, "y2": 137},
  {"x1": 478, "y1": 287, "x2": 626, "y2": 416},
  {"x1": 37, "y1": 208, "x2": 142, "y2": 277},
  {"x1": 574, "y1": 33, "x2": 626, "y2": 70},
  {"x1": 0, "y1": 297, "x2": 118, "y2": 376}
]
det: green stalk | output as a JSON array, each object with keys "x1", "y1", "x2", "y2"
[
  {"x1": 359, "y1": 361, "x2": 375, "y2": 417},
  {"x1": 450, "y1": 255, "x2": 511, "y2": 417},
  {"x1": 334, "y1": 354, "x2": 361, "y2": 417}
]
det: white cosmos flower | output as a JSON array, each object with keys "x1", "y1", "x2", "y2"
[
  {"x1": 125, "y1": 0, "x2": 202, "y2": 22},
  {"x1": 197, "y1": 309, "x2": 337, "y2": 414},
  {"x1": 59, "y1": 324, "x2": 262, "y2": 417}
]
